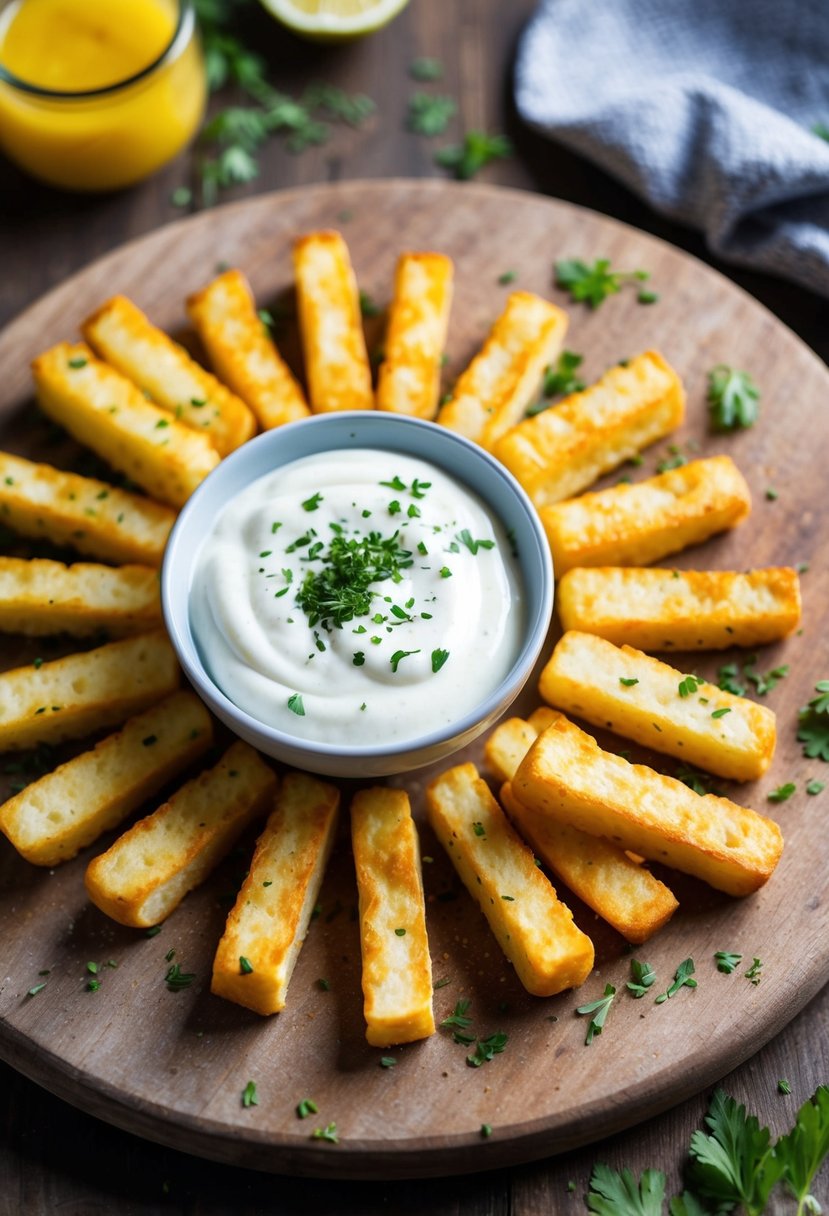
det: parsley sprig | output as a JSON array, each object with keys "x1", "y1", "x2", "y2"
[
  {"x1": 707, "y1": 364, "x2": 760, "y2": 431},
  {"x1": 527, "y1": 351, "x2": 586, "y2": 415},
  {"x1": 576, "y1": 983, "x2": 616, "y2": 1045},
  {"x1": 798, "y1": 681, "x2": 829, "y2": 762},
  {"x1": 434, "y1": 131, "x2": 511, "y2": 179},
  {"x1": 407, "y1": 92, "x2": 457, "y2": 136},
  {"x1": 586, "y1": 1163, "x2": 667, "y2": 1215},
  {"x1": 555, "y1": 259, "x2": 651, "y2": 309}
]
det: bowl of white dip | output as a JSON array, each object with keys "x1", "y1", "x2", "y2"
[{"x1": 162, "y1": 412, "x2": 553, "y2": 777}]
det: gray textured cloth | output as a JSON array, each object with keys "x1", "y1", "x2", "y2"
[{"x1": 515, "y1": 0, "x2": 829, "y2": 297}]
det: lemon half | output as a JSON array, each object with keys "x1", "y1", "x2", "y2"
[{"x1": 259, "y1": 0, "x2": 410, "y2": 41}]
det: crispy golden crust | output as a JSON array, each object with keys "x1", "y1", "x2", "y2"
[
  {"x1": 31, "y1": 342, "x2": 219, "y2": 509},
  {"x1": 484, "y1": 715, "x2": 677, "y2": 943},
  {"x1": 0, "y1": 691, "x2": 212, "y2": 866},
  {"x1": 351, "y1": 787, "x2": 434, "y2": 1046},
  {"x1": 556, "y1": 566, "x2": 802, "y2": 650},
  {"x1": 539, "y1": 631, "x2": 776, "y2": 781},
  {"x1": 376, "y1": 252, "x2": 454, "y2": 420},
  {"x1": 437, "y1": 291, "x2": 568, "y2": 449},
  {"x1": 211, "y1": 771, "x2": 339, "y2": 1015},
  {"x1": 0, "y1": 630, "x2": 179, "y2": 752},
  {"x1": 293, "y1": 231, "x2": 374, "y2": 412},
  {"x1": 493, "y1": 350, "x2": 685, "y2": 506},
  {"x1": 85, "y1": 741, "x2": 276, "y2": 927},
  {"x1": 513, "y1": 715, "x2": 783, "y2": 896},
  {"x1": 540, "y1": 455, "x2": 751, "y2": 574},
  {"x1": 82, "y1": 295, "x2": 256, "y2": 456},
  {"x1": 186, "y1": 270, "x2": 309, "y2": 430},
  {"x1": 426, "y1": 761, "x2": 594, "y2": 996},
  {"x1": 0, "y1": 557, "x2": 161, "y2": 637},
  {"x1": 0, "y1": 451, "x2": 174, "y2": 567}
]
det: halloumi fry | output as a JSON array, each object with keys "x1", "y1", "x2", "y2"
[
  {"x1": 82, "y1": 295, "x2": 256, "y2": 456},
  {"x1": 0, "y1": 557, "x2": 161, "y2": 637},
  {"x1": 0, "y1": 451, "x2": 174, "y2": 566},
  {"x1": 437, "y1": 291, "x2": 568, "y2": 449},
  {"x1": 211, "y1": 771, "x2": 339, "y2": 1015},
  {"x1": 0, "y1": 630, "x2": 179, "y2": 751},
  {"x1": 351, "y1": 787, "x2": 434, "y2": 1046},
  {"x1": 513, "y1": 715, "x2": 783, "y2": 896},
  {"x1": 540, "y1": 631, "x2": 776, "y2": 782},
  {"x1": 376, "y1": 252, "x2": 453, "y2": 420},
  {"x1": 556, "y1": 566, "x2": 802, "y2": 651},
  {"x1": 541, "y1": 455, "x2": 751, "y2": 574},
  {"x1": 31, "y1": 342, "x2": 220, "y2": 508},
  {"x1": 85, "y1": 741, "x2": 276, "y2": 927},
  {"x1": 186, "y1": 269, "x2": 309, "y2": 430},
  {"x1": 426, "y1": 762, "x2": 594, "y2": 996},
  {"x1": 0, "y1": 691, "x2": 212, "y2": 866},
  {"x1": 293, "y1": 231, "x2": 374, "y2": 412},
  {"x1": 493, "y1": 351, "x2": 685, "y2": 507},
  {"x1": 484, "y1": 715, "x2": 677, "y2": 943}
]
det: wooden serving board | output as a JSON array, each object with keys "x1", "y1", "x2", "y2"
[{"x1": 0, "y1": 180, "x2": 827, "y2": 1180}]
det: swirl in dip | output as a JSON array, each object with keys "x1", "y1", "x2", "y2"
[{"x1": 190, "y1": 449, "x2": 524, "y2": 746}]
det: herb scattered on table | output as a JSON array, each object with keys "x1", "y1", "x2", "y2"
[
  {"x1": 554, "y1": 258, "x2": 651, "y2": 309},
  {"x1": 779, "y1": 1079, "x2": 793, "y2": 1095},
  {"x1": 798, "y1": 682, "x2": 829, "y2": 762},
  {"x1": 164, "y1": 963, "x2": 196, "y2": 992},
  {"x1": 440, "y1": 998, "x2": 472, "y2": 1030},
  {"x1": 654, "y1": 957, "x2": 696, "y2": 1004},
  {"x1": 586, "y1": 1163, "x2": 667, "y2": 1215},
  {"x1": 745, "y1": 957, "x2": 763, "y2": 985},
  {"x1": 714, "y1": 951, "x2": 743, "y2": 974},
  {"x1": 466, "y1": 1031, "x2": 508, "y2": 1068},
  {"x1": 807, "y1": 779, "x2": 825, "y2": 795},
  {"x1": 241, "y1": 1080, "x2": 258, "y2": 1108},
  {"x1": 576, "y1": 983, "x2": 616, "y2": 1045},
  {"x1": 434, "y1": 131, "x2": 511, "y2": 179},
  {"x1": 627, "y1": 959, "x2": 656, "y2": 999},
  {"x1": 707, "y1": 364, "x2": 760, "y2": 430},
  {"x1": 768, "y1": 782, "x2": 796, "y2": 803},
  {"x1": 296, "y1": 1098, "x2": 318, "y2": 1119},
  {"x1": 527, "y1": 351, "x2": 586, "y2": 415},
  {"x1": 311, "y1": 1122, "x2": 339, "y2": 1144},
  {"x1": 410, "y1": 57, "x2": 443, "y2": 81},
  {"x1": 407, "y1": 92, "x2": 457, "y2": 136}
]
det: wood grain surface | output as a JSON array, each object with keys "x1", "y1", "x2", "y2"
[{"x1": 0, "y1": 179, "x2": 827, "y2": 1181}]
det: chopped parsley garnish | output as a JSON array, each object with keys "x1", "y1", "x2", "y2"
[
  {"x1": 466, "y1": 1031, "x2": 508, "y2": 1068},
  {"x1": 497, "y1": 270, "x2": 517, "y2": 285},
  {"x1": 778, "y1": 1079, "x2": 792, "y2": 1095},
  {"x1": 301, "y1": 492, "x2": 323, "y2": 512},
  {"x1": 807, "y1": 779, "x2": 825, "y2": 795},
  {"x1": 481, "y1": 1123, "x2": 493, "y2": 1138},
  {"x1": 394, "y1": 927, "x2": 406, "y2": 937},
  {"x1": 434, "y1": 130, "x2": 511, "y2": 179},
  {"x1": 678, "y1": 675, "x2": 702, "y2": 698},
  {"x1": 534, "y1": 350, "x2": 586, "y2": 407},
  {"x1": 407, "y1": 92, "x2": 457, "y2": 136},
  {"x1": 626, "y1": 959, "x2": 656, "y2": 999},
  {"x1": 768, "y1": 782, "x2": 796, "y2": 803},
  {"x1": 311, "y1": 1122, "x2": 339, "y2": 1144},
  {"x1": 165, "y1": 963, "x2": 196, "y2": 991},
  {"x1": 296, "y1": 1098, "x2": 318, "y2": 1119},
  {"x1": 744, "y1": 957, "x2": 763, "y2": 985},
  {"x1": 707, "y1": 364, "x2": 760, "y2": 430},
  {"x1": 390, "y1": 648, "x2": 420, "y2": 673},
  {"x1": 440, "y1": 998, "x2": 472, "y2": 1030},
  {"x1": 439, "y1": 566, "x2": 452, "y2": 578},
  {"x1": 431, "y1": 648, "x2": 449, "y2": 673},
  {"x1": 352, "y1": 652, "x2": 365, "y2": 666},
  {"x1": 294, "y1": 528, "x2": 413, "y2": 630},
  {"x1": 239, "y1": 956, "x2": 254, "y2": 974},
  {"x1": 471, "y1": 821, "x2": 486, "y2": 838},
  {"x1": 318, "y1": 978, "x2": 331, "y2": 991},
  {"x1": 714, "y1": 951, "x2": 743, "y2": 974},
  {"x1": 380, "y1": 1056, "x2": 396, "y2": 1068},
  {"x1": 146, "y1": 926, "x2": 162, "y2": 938},
  {"x1": 619, "y1": 677, "x2": 639, "y2": 687},
  {"x1": 711, "y1": 707, "x2": 732, "y2": 719},
  {"x1": 456, "y1": 529, "x2": 495, "y2": 555},
  {"x1": 242, "y1": 1080, "x2": 258, "y2": 1108},
  {"x1": 576, "y1": 983, "x2": 616, "y2": 1044},
  {"x1": 27, "y1": 982, "x2": 47, "y2": 997},
  {"x1": 287, "y1": 693, "x2": 305, "y2": 716},
  {"x1": 68, "y1": 356, "x2": 88, "y2": 369},
  {"x1": 555, "y1": 258, "x2": 650, "y2": 309},
  {"x1": 655, "y1": 957, "x2": 696, "y2": 1004}
]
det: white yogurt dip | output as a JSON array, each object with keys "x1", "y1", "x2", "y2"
[{"x1": 190, "y1": 448, "x2": 523, "y2": 746}]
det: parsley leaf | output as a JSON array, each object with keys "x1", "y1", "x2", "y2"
[
  {"x1": 431, "y1": 648, "x2": 449, "y2": 673},
  {"x1": 287, "y1": 693, "x2": 305, "y2": 716},
  {"x1": 678, "y1": 675, "x2": 702, "y2": 698},
  {"x1": 311, "y1": 1122, "x2": 339, "y2": 1144},
  {"x1": 440, "y1": 998, "x2": 472, "y2": 1030},
  {"x1": 775, "y1": 1085, "x2": 829, "y2": 1214},
  {"x1": 798, "y1": 682, "x2": 829, "y2": 762},
  {"x1": 466, "y1": 1031, "x2": 508, "y2": 1067},
  {"x1": 576, "y1": 983, "x2": 616, "y2": 1045},
  {"x1": 164, "y1": 963, "x2": 196, "y2": 991},
  {"x1": 627, "y1": 959, "x2": 656, "y2": 999},
  {"x1": 586, "y1": 1163, "x2": 666, "y2": 1216},
  {"x1": 407, "y1": 92, "x2": 457, "y2": 136},
  {"x1": 707, "y1": 364, "x2": 760, "y2": 430},
  {"x1": 688, "y1": 1089, "x2": 784, "y2": 1214},
  {"x1": 654, "y1": 958, "x2": 696, "y2": 1004},
  {"x1": 456, "y1": 529, "x2": 495, "y2": 555},
  {"x1": 434, "y1": 131, "x2": 511, "y2": 179},
  {"x1": 390, "y1": 648, "x2": 420, "y2": 673},
  {"x1": 242, "y1": 1080, "x2": 258, "y2": 1108},
  {"x1": 768, "y1": 782, "x2": 796, "y2": 803},
  {"x1": 555, "y1": 259, "x2": 649, "y2": 309},
  {"x1": 674, "y1": 766, "x2": 721, "y2": 797},
  {"x1": 714, "y1": 951, "x2": 743, "y2": 974}
]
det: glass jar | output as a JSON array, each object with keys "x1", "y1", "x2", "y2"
[{"x1": 0, "y1": 0, "x2": 206, "y2": 191}]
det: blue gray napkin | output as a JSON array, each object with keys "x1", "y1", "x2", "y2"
[{"x1": 515, "y1": 0, "x2": 829, "y2": 298}]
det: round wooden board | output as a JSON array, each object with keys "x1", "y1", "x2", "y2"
[{"x1": 0, "y1": 180, "x2": 827, "y2": 1180}]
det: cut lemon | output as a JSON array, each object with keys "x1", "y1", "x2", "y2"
[{"x1": 259, "y1": 0, "x2": 410, "y2": 41}]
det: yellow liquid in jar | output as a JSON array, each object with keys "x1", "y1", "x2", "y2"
[{"x1": 0, "y1": 0, "x2": 206, "y2": 190}]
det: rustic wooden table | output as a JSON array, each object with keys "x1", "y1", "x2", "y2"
[{"x1": 1, "y1": 2, "x2": 827, "y2": 1212}]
